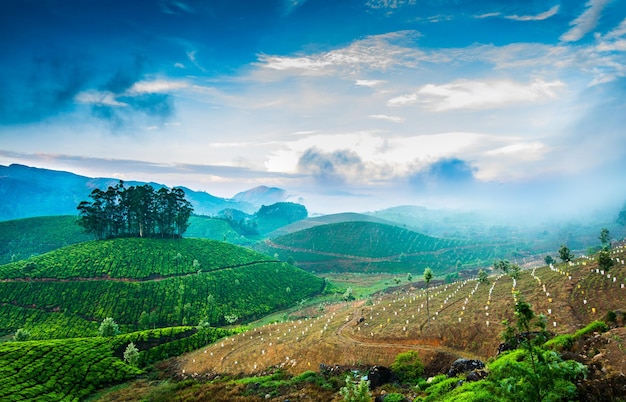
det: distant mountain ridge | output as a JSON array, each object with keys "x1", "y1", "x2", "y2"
[{"x1": 0, "y1": 164, "x2": 289, "y2": 221}]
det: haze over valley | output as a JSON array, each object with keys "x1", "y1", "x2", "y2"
[{"x1": 1, "y1": 0, "x2": 626, "y2": 400}]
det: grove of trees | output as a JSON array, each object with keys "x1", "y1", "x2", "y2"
[{"x1": 77, "y1": 182, "x2": 193, "y2": 239}]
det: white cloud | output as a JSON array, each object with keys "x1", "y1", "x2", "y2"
[
  {"x1": 129, "y1": 80, "x2": 188, "y2": 94},
  {"x1": 368, "y1": 114, "x2": 405, "y2": 123},
  {"x1": 389, "y1": 79, "x2": 565, "y2": 111},
  {"x1": 265, "y1": 131, "x2": 496, "y2": 182},
  {"x1": 256, "y1": 31, "x2": 424, "y2": 75},
  {"x1": 560, "y1": 0, "x2": 611, "y2": 42},
  {"x1": 485, "y1": 142, "x2": 546, "y2": 157},
  {"x1": 365, "y1": 0, "x2": 416, "y2": 10},
  {"x1": 74, "y1": 90, "x2": 127, "y2": 107},
  {"x1": 506, "y1": 5, "x2": 560, "y2": 21},
  {"x1": 387, "y1": 93, "x2": 418, "y2": 106},
  {"x1": 283, "y1": 0, "x2": 308, "y2": 15},
  {"x1": 355, "y1": 79, "x2": 386, "y2": 87},
  {"x1": 475, "y1": 12, "x2": 501, "y2": 19}
]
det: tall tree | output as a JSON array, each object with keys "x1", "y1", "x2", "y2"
[
  {"x1": 558, "y1": 244, "x2": 573, "y2": 263},
  {"x1": 172, "y1": 187, "x2": 193, "y2": 237},
  {"x1": 423, "y1": 267, "x2": 433, "y2": 326},
  {"x1": 599, "y1": 228, "x2": 610, "y2": 248},
  {"x1": 77, "y1": 183, "x2": 193, "y2": 239}
]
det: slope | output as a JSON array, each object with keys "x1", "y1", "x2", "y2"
[
  {"x1": 173, "y1": 245, "x2": 626, "y2": 387},
  {"x1": 259, "y1": 221, "x2": 501, "y2": 274},
  {"x1": 0, "y1": 215, "x2": 92, "y2": 264},
  {"x1": 265, "y1": 212, "x2": 398, "y2": 238},
  {"x1": 0, "y1": 238, "x2": 325, "y2": 339}
]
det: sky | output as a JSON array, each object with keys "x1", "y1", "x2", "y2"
[{"x1": 1, "y1": 0, "x2": 625, "y2": 218}]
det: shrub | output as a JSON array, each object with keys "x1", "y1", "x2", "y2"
[
  {"x1": 544, "y1": 334, "x2": 574, "y2": 351},
  {"x1": 573, "y1": 321, "x2": 608, "y2": 338},
  {"x1": 340, "y1": 376, "x2": 371, "y2": 402},
  {"x1": 13, "y1": 328, "x2": 31, "y2": 341},
  {"x1": 382, "y1": 393, "x2": 406, "y2": 402},
  {"x1": 98, "y1": 317, "x2": 120, "y2": 337},
  {"x1": 390, "y1": 351, "x2": 424, "y2": 383},
  {"x1": 123, "y1": 342, "x2": 139, "y2": 367}
]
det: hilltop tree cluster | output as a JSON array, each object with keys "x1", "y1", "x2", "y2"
[{"x1": 77, "y1": 182, "x2": 193, "y2": 240}]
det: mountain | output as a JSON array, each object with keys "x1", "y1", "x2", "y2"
[
  {"x1": 232, "y1": 185, "x2": 288, "y2": 206},
  {"x1": 0, "y1": 164, "x2": 288, "y2": 221}
]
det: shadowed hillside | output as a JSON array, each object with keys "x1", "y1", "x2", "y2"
[
  {"x1": 259, "y1": 221, "x2": 504, "y2": 274},
  {"x1": 0, "y1": 215, "x2": 92, "y2": 264}
]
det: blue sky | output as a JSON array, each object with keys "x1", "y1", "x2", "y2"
[{"x1": 1, "y1": 0, "x2": 625, "y2": 217}]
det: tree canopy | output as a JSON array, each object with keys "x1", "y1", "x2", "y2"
[{"x1": 77, "y1": 181, "x2": 193, "y2": 240}]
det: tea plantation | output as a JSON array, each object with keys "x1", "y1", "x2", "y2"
[{"x1": 0, "y1": 238, "x2": 325, "y2": 338}]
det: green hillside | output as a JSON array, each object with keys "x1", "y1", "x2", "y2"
[
  {"x1": 0, "y1": 326, "x2": 233, "y2": 402},
  {"x1": 186, "y1": 215, "x2": 259, "y2": 244},
  {"x1": 259, "y1": 221, "x2": 501, "y2": 274},
  {"x1": 265, "y1": 212, "x2": 397, "y2": 238},
  {"x1": 0, "y1": 216, "x2": 92, "y2": 264},
  {"x1": 0, "y1": 238, "x2": 325, "y2": 339},
  {"x1": 0, "y1": 215, "x2": 260, "y2": 265}
]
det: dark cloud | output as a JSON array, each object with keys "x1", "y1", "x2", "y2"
[
  {"x1": 409, "y1": 158, "x2": 476, "y2": 190},
  {"x1": 297, "y1": 148, "x2": 364, "y2": 185},
  {"x1": 101, "y1": 56, "x2": 145, "y2": 94},
  {"x1": 0, "y1": 49, "x2": 92, "y2": 124},
  {"x1": 90, "y1": 56, "x2": 176, "y2": 125}
]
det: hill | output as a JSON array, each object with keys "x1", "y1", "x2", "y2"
[
  {"x1": 106, "y1": 245, "x2": 626, "y2": 401},
  {"x1": 0, "y1": 238, "x2": 325, "y2": 339},
  {"x1": 0, "y1": 215, "x2": 92, "y2": 264},
  {"x1": 0, "y1": 164, "x2": 289, "y2": 220},
  {"x1": 258, "y1": 221, "x2": 502, "y2": 274},
  {"x1": 266, "y1": 212, "x2": 397, "y2": 238}
]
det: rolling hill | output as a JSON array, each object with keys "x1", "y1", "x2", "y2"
[
  {"x1": 265, "y1": 212, "x2": 398, "y2": 238},
  {"x1": 258, "y1": 221, "x2": 504, "y2": 274},
  {"x1": 0, "y1": 215, "x2": 92, "y2": 264},
  {"x1": 0, "y1": 238, "x2": 325, "y2": 339},
  {"x1": 118, "y1": 245, "x2": 626, "y2": 401}
]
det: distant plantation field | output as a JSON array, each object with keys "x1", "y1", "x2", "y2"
[
  {"x1": 259, "y1": 221, "x2": 500, "y2": 274},
  {"x1": 0, "y1": 216, "x2": 92, "y2": 264},
  {"x1": 185, "y1": 215, "x2": 259, "y2": 244},
  {"x1": 0, "y1": 238, "x2": 325, "y2": 338}
]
